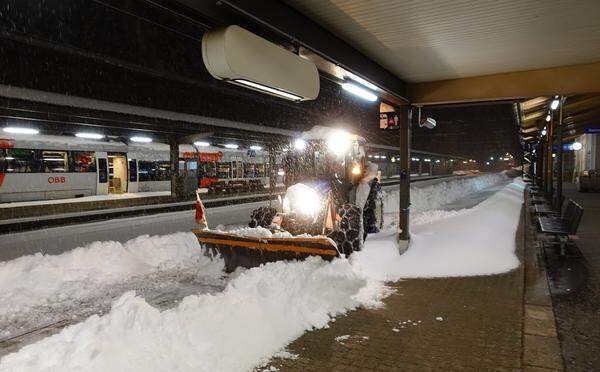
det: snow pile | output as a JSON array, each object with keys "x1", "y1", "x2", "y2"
[
  {"x1": 0, "y1": 258, "x2": 380, "y2": 372},
  {"x1": 0, "y1": 232, "x2": 216, "y2": 316},
  {"x1": 383, "y1": 173, "x2": 508, "y2": 215},
  {"x1": 225, "y1": 226, "x2": 335, "y2": 245},
  {"x1": 355, "y1": 179, "x2": 525, "y2": 281},
  {"x1": 0, "y1": 174, "x2": 525, "y2": 371}
]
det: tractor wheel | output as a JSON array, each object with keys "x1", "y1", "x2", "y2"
[
  {"x1": 249, "y1": 206, "x2": 278, "y2": 228},
  {"x1": 328, "y1": 203, "x2": 363, "y2": 256}
]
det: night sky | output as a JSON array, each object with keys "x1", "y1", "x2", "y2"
[{"x1": 412, "y1": 104, "x2": 522, "y2": 161}]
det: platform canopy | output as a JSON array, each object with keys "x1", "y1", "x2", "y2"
[
  {"x1": 284, "y1": 0, "x2": 600, "y2": 104},
  {"x1": 520, "y1": 94, "x2": 600, "y2": 143}
]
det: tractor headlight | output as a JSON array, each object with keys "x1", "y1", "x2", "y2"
[
  {"x1": 282, "y1": 183, "x2": 321, "y2": 219},
  {"x1": 327, "y1": 129, "x2": 352, "y2": 157}
]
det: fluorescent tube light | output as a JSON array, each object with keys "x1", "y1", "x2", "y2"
[
  {"x1": 345, "y1": 71, "x2": 378, "y2": 91},
  {"x1": 3, "y1": 127, "x2": 39, "y2": 135},
  {"x1": 130, "y1": 136, "x2": 152, "y2": 143},
  {"x1": 234, "y1": 79, "x2": 302, "y2": 101},
  {"x1": 75, "y1": 132, "x2": 104, "y2": 139},
  {"x1": 341, "y1": 83, "x2": 377, "y2": 102}
]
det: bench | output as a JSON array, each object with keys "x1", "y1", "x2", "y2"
[{"x1": 537, "y1": 199, "x2": 584, "y2": 255}]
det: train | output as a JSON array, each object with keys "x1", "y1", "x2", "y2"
[{"x1": 0, "y1": 134, "x2": 279, "y2": 203}]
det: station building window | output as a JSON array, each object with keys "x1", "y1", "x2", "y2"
[
  {"x1": 244, "y1": 163, "x2": 256, "y2": 178},
  {"x1": 217, "y1": 162, "x2": 231, "y2": 178}
]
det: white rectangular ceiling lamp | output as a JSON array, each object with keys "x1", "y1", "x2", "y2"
[{"x1": 202, "y1": 25, "x2": 320, "y2": 101}]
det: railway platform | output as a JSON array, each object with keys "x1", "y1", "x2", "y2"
[
  {"x1": 260, "y1": 186, "x2": 566, "y2": 371},
  {"x1": 542, "y1": 182, "x2": 600, "y2": 371}
]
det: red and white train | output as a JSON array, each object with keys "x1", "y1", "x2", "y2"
[{"x1": 0, "y1": 134, "x2": 277, "y2": 203}]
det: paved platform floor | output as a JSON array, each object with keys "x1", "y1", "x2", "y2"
[
  {"x1": 543, "y1": 182, "x2": 600, "y2": 372},
  {"x1": 263, "y1": 206, "x2": 533, "y2": 371}
]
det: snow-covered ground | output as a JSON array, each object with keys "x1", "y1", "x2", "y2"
[{"x1": 0, "y1": 174, "x2": 524, "y2": 371}]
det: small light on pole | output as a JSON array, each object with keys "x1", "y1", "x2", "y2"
[{"x1": 550, "y1": 96, "x2": 560, "y2": 110}]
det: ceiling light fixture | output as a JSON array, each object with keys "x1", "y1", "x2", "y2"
[
  {"x1": 250, "y1": 145, "x2": 262, "y2": 151},
  {"x1": 224, "y1": 143, "x2": 239, "y2": 149},
  {"x1": 550, "y1": 96, "x2": 560, "y2": 110},
  {"x1": 194, "y1": 141, "x2": 210, "y2": 147},
  {"x1": 234, "y1": 79, "x2": 302, "y2": 101},
  {"x1": 75, "y1": 132, "x2": 104, "y2": 139},
  {"x1": 130, "y1": 136, "x2": 152, "y2": 143},
  {"x1": 341, "y1": 83, "x2": 377, "y2": 102},
  {"x1": 3, "y1": 127, "x2": 39, "y2": 135},
  {"x1": 345, "y1": 71, "x2": 378, "y2": 91}
]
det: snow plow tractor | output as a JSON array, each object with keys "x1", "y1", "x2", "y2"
[{"x1": 193, "y1": 128, "x2": 369, "y2": 272}]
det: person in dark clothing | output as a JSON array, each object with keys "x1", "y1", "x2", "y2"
[
  {"x1": 362, "y1": 177, "x2": 382, "y2": 240},
  {"x1": 355, "y1": 162, "x2": 383, "y2": 242}
]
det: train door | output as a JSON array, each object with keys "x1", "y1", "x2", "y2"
[
  {"x1": 128, "y1": 158, "x2": 138, "y2": 193},
  {"x1": 108, "y1": 153, "x2": 127, "y2": 194},
  {"x1": 96, "y1": 152, "x2": 109, "y2": 195}
]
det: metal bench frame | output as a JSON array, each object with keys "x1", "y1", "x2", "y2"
[{"x1": 537, "y1": 199, "x2": 584, "y2": 255}]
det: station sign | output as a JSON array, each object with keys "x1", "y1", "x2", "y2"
[
  {"x1": 584, "y1": 127, "x2": 600, "y2": 134},
  {"x1": 380, "y1": 112, "x2": 399, "y2": 130}
]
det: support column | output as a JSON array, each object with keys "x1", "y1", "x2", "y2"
[
  {"x1": 556, "y1": 97, "x2": 564, "y2": 211},
  {"x1": 268, "y1": 145, "x2": 277, "y2": 191},
  {"x1": 418, "y1": 159, "x2": 422, "y2": 176},
  {"x1": 546, "y1": 114, "x2": 554, "y2": 199},
  {"x1": 536, "y1": 141, "x2": 544, "y2": 188},
  {"x1": 398, "y1": 106, "x2": 411, "y2": 252},
  {"x1": 169, "y1": 136, "x2": 182, "y2": 199}
]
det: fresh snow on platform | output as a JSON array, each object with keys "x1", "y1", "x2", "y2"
[
  {"x1": 0, "y1": 173, "x2": 524, "y2": 372},
  {"x1": 0, "y1": 258, "x2": 384, "y2": 372},
  {"x1": 355, "y1": 178, "x2": 524, "y2": 280}
]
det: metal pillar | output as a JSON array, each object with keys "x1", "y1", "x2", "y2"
[
  {"x1": 418, "y1": 160, "x2": 422, "y2": 176},
  {"x1": 536, "y1": 141, "x2": 545, "y2": 188},
  {"x1": 546, "y1": 114, "x2": 554, "y2": 199},
  {"x1": 398, "y1": 106, "x2": 411, "y2": 251},
  {"x1": 169, "y1": 136, "x2": 181, "y2": 199},
  {"x1": 555, "y1": 97, "x2": 564, "y2": 211}
]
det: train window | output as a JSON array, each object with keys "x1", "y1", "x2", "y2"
[
  {"x1": 138, "y1": 161, "x2": 151, "y2": 182},
  {"x1": 70, "y1": 151, "x2": 96, "y2": 172},
  {"x1": 256, "y1": 164, "x2": 266, "y2": 177},
  {"x1": 217, "y1": 162, "x2": 230, "y2": 178},
  {"x1": 98, "y1": 158, "x2": 108, "y2": 183},
  {"x1": 129, "y1": 159, "x2": 137, "y2": 182},
  {"x1": 244, "y1": 163, "x2": 256, "y2": 178},
  {"x1": 200, "y1": 162, "x2": 216, "y2": 178},
  {"x1": 138, "y1": 161, "x2": 172, "y2": 182},
  {"x1": 42, "y1": 151, "x2": 68, "y2": 172},
  {"x1": 188, "y1": 161, "x2": 198, "y2": 170},
  {"x1": 0, "y1": 148, "x2": 41, "y2": 173},
  {"x1": 157, "y1": 161, "x2": 172, "y2": 181}
]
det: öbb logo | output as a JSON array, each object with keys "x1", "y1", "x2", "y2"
[{"x1": 48, "y1": 176, "x2": 66, "y2": 184}]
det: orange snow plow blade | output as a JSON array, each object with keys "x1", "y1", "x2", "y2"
[{"x1": 192, "y1": 229, "x2": 339, "y2": 272}]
